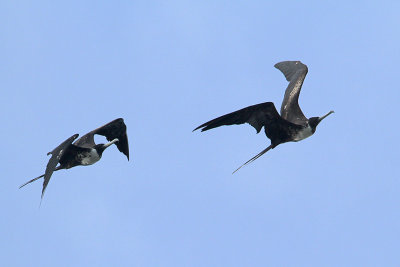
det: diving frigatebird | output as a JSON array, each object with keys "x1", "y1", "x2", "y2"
[
  {"x1": 20, "y1": 118, "x2": 129, "y2": 198},
  {"x1": 193, "y1": 61, "x2": 334, "y2": 173}
]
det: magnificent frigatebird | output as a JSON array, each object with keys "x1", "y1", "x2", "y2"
[
  {"x1": 20, "y1": 118, "x2": 129, "y2": 198},
  {"x1": 193, "y1": 61, "x2": 334, "y2": 173}
]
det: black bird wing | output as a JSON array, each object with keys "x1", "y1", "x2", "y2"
[
  {"x1": 274, "y1": 61, "x2": 309, "y2": 126},
  {"x1": 193, "y1": 102, "x2": 281, "y2": 133},
  {"x1": 42, "y1": 134, "x2": 79, "y2": 199},
  {"x1": 73, "y1": 118, "x2": 129, "y2": 160}
]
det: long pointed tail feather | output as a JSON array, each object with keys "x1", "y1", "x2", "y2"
[
  {"x1": 232, "y1": 145, "x2": 273, "y2": 174},
  {"x1": 19, "y1": 174, "x2": 45, "y2": 189},
  {"x1": 20, "y1": 166, "x2": 63, "y2": 190}
]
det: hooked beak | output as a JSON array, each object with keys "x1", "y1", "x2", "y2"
[
  {"x1": 103, "y1": 138, "x2": 119, "y2": 148},
  {"x1": 318, "y1": 110, "x2": 334, "y2": 123}
]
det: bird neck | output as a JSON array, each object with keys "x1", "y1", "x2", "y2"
[{"x1": 307, "y1": 117, "x2": 320, "y2": 132}]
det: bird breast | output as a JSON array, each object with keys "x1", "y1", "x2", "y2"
[
  {"x1": 78, "y1": 149, "x2": 101, "y2": 165},
  {"x1": 293, "y1": 125, "x2": 314, "y2": 142}
]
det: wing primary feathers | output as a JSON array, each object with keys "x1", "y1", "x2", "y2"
[
  {"x1": 193, "y1": 102, "x2": 279, "y2": 133},
  {"x1": 41, "y1": 134, "x2": 78, "y2": 199},
  {"x1": 274, "y1": 61, "x2": 309, "y2": 125},
  {"x1": 193, "y1": 112, "x2": 244, "y2": 132},
  {"x1": 274, "y1": 61, "x2": 307, "y2": 82}
]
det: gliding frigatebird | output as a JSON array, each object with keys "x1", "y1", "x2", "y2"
[
  {"x1": 20, "y1": 118, "x2": 129, "y2": 198},
  {"x1": 193, "y1": 61, "x2": 334, "y2": 173}
]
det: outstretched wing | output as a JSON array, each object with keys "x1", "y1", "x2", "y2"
[
  {"x1": 42, "y1": 134, "x2": 79, "y2": 199},
  {"x1": 274, "y1": 61, "x2": 308, "y2": 126},
  {"x1": 193, "y1": 102, "x2": 281, "y2": 133},
  {"x1": 74, "y1": 118, "x2": 129, "y2": 160}
]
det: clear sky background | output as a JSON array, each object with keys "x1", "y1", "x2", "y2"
[{"x1": 1, "y1": 1, "x2": 399, "y2": 266}]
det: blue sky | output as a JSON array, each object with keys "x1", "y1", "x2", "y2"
[{"x1": 1, "y1": 1, "x2": 400, "y2": 266}]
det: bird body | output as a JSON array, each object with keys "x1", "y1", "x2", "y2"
[
  {"x1": 58, "y1": 138, "x2": 120, "y2": 169},
  {"x1": 291, "y1": 125, "x2": 313, "y2": 142},
  {"x1": 20, "y1": 118, "x2": 129, "y2": 199},
  {"x1": 76, "y1": 148, "x2": 102, "y2": 166},
  {"x1": 194, "y1": 61, "x2": 334, "y2": 172}
]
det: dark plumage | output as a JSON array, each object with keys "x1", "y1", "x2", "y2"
[
  {"x1": 20, "y1": 118, "x2": 129, "y2": 198},
  {"x1": 194, "y1": 61, "x2": 334, "y2": 173}
]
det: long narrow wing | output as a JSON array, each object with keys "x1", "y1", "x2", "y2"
[
  {"x1": 74, "y1": 118, "x2": 129, "y2": 160},
  {"x1": 42, "y1": 134, "x2": 79, "y2": 199},
  {"x1": 193, "y1": 102, "x2": 281, "y2": 133},
  {"x1": 274, "y1": 61, "x2": 309, "y2": 126}
]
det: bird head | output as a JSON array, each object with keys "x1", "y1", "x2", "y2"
[
  {"x1": 94, "y1": 138, "x2": 119, "y2": 156},
  {"x1": 308, "y1": 111, "x2": 334, "y2": 132}
]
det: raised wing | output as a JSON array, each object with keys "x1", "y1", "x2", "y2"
[
  {"x1": 274, "y1": 61, "x2": 308, "y2": 125},
  {"x1": 42, "y1": 134, "x2": 79, "y2": 199},
  {"x1": 74, "y1": 118, "x2": 129, "y2": 160},
  {"x1": 193, "y1": 102, "x2": 281, "y2": 133}
]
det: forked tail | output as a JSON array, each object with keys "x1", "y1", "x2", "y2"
[
  {"x1": 19, "y1": 174, "x2": 45, "y2": 189},
  {"x1": 232, "y1": 145, "x2": 273, "y2": 174},
  {"x1": 19, "y1": 166, "x2": 62, "y2": 189}
]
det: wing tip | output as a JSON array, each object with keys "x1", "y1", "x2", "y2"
[
  {"x1": 274, "y1": 60, "x2": 305, "y2": 66},
  {"x1": 274, "y1": 61, "x2": 308, "y2": 81},
  {"x1": 193, "y1": 124, "x2": 207, "y2": 132}
]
